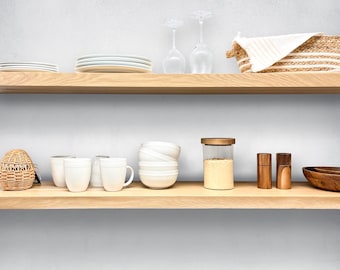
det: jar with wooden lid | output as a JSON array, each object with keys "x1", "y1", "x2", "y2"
[{"x1": 201, "y1": 138, "x2": 236, "y2": 190}]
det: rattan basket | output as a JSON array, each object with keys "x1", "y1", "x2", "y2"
[
  {"x1": 226, "y1": 35, "x2": 340, "y2": 73},
  {"x1": 0, "y1": 149, "x2": 35, "y2": 191}
]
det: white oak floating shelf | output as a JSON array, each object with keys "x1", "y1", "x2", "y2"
[
  {"x1": 0, "y1": 182, "x2": 339, "y2": 210},
  {"x1": 0, "y1": 72, "x2": 339, "y2": 94}
]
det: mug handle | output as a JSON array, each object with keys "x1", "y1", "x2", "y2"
[{"x1": 123, "y1": 165, "x2": 134, "y2": 187}]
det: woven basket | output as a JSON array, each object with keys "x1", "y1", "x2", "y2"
[
  {"x1": 226, "y1": 35, "x2": 340, "y2": 73},
  {"x1": 0, "y1": 149, "x2": 35, "y2": 191}
]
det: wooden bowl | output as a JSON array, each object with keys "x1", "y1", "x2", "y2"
[
  {"x1": 313, "y1": 167, "x2": 340, "y2": 175},
  {"x1": 302, "y1": 167, "x2": 340, "y2": 192}
]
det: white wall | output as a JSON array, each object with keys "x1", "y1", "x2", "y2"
[{"x1": 0, "y1": 0, "x2": 339, "y2": 269}]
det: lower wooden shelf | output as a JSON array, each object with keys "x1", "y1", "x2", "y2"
[{"x1": 0, "y1": 181, "x2": 339, "y2": 209}]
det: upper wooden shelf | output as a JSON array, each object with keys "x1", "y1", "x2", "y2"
[
  {"x1": 0, "y1": 181, "x2": 339, "y2": 209},
  {"x1": 0, "y1": 72, "x2": 339, "y2": 94}
]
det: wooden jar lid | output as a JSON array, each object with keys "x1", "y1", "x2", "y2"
[{"x1": 201, "y1": 138, "x2": 236, "y2": 145}]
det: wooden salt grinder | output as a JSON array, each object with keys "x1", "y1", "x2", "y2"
[
  {"x1": 257, "y1": 153, "x2": 272, "y2": 189},
  {"x1": 276, "y1": 153, "x2": 291, "y2": 189}
]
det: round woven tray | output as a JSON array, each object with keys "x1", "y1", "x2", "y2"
[
  {"x1": 0, "y1": 149, "x2": 35, "y2": 191},
  {"x1": 226, "y1": 35, "x2": 340, "y2": 73}
]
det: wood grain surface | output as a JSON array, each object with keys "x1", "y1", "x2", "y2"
[
  {"x1": 0, "y1": 72, "x2": 339, "y2": 94},
  {"x1": 0, "y1": 181, "x2": 339, "y2": 209}
]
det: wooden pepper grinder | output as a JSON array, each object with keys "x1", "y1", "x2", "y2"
[
  {"x1": 257, "y1": 153, "x2": 272, "y2": 189},
  {"x1": 276, "y1": 153, "x2": 291, "y2": 189}
]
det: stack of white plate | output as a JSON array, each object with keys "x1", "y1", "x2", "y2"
[
  {"x1": 0, "y1": 62, "x2": 58, "y2": 72},
  {"x1": 75, "y1": 54, "x2": 152, "y2": 73}
]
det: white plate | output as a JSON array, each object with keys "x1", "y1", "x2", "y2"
[
  {"x1": 0, "y1": 64, "x2": 57, "y2": 69},
  {"x1": 76, "y1": 57, "x2": 151, "y2": 66},
  {"x1": 77, "y1": 54, "x2": 151, "y2": 63},
  {"x1": 75, "y1": 61, "x2": 151, "y2": 70},
  {"x1": 0, "y1": 62, "x2": 57, "y2": 68},
  {"x1": 0, "y1": 62, "x2": 58, "y2": 72},
  {"x1": 0, "y1": 65, "x2": 58, "y2": 71},
  {"x1": 0, "y1": 67, "x2": 57, "y2": 72},
  {"x1": 76, "y1": 65, "x2": 151, "y2": 73}
]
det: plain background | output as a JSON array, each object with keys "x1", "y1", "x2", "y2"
[{"x1": 0, "y1": 0, "x2": 339, "y2": 269}]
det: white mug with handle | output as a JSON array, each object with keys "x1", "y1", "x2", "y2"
[{"x1": 100, "y1": 158, "x2": 134, "y2": 191}]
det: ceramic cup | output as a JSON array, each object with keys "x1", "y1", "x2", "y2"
[
  {"x1": 64, "y1": 158, "x2": 91, "y2": 192},
  {"x1": 100, "y1": 158, "x2": 134, "y2": 192},
  {"x1": 90, "y1": 155, "x2": 110, "y2": 188},
  {"x1": 50, "y1": 155, "x2": 75, "y2": 187}
]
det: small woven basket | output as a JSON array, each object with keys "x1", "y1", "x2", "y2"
[
  {"x1": 226, "y1": 35, "x2": 340, "y2": 73},
  {"x1": 0, "y1": 149, "x2": 35, "y2": 191}
]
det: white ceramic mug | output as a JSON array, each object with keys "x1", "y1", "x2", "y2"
[
  {"x1": 64, "y1": 158, "x2": 91, "y2": 192},
  {"x1": 90, "y1": 155, "x2": 109, "y2": 187},
  {"x1": 100, "y1": 158, "x2": 134, "y2": 192},
  {"x1": 50, "y1": 155, "x2": 75, "y2": 187}
]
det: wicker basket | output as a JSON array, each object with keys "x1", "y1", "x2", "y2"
[
  {"x1": 0, "y1": 149, "x2": 35, "y2": 191},
  {"x1": 226, "y1": 35, "x2": 340, "y2": 73}
]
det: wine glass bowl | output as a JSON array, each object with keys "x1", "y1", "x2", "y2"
[
  {"x1": 163, "y1": 19, "x2": 186, "y2": 73},
  {"x1": 190, "y1": 43, "x2": 213, "y2": 73},
  {"x1": 190, "y1": 10, "x2": 213, "y2": 73}
]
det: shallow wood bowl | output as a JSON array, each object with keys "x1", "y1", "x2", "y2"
[
  {"x1": 313, "y1": 167, "x2": 340, "y2": 174},
  {"x1": 302, "y1": 167, "x2": 340, "y2": 192}
]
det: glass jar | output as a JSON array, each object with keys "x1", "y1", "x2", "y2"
[{"x1": 201, "y1": 138, "x2": 236, "y2": 190}]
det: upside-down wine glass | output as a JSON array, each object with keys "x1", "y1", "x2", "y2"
[
  {"x1": 162, "y1": 19, "x2": 186, "y2": 73},
  {"x1": 190, "y1": 10, "x2": 213, "y2": 73}
]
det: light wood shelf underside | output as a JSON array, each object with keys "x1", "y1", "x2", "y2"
[
  {"x1": 0, "y1": 72, "x2": 339, "y2": 94},
  {"x1": 0, "y1": 182, "x2": 339, "y2": 209}
]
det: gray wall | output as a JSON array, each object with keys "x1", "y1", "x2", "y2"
[{"x1": 0, "y1": 0, "x2": 339, "y2": 269}]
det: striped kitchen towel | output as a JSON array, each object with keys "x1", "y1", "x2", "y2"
[{"x1": 233, "y1": 32, "x2": 323, "y2": 72}]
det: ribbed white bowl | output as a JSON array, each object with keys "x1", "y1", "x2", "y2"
[
  {"x1": 139, "y1": 161, "x2": 178, "y2": 171},
  {"x1": 139, "y1": 171, "x2": 178, "y2": 189},
  {"x1": 141, "y1": 141, "x2": 181, "y2": 160},
  {"x1": 138, "y1": 148, "x2": 176, "y2": 162}
]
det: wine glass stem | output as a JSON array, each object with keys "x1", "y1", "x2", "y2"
[
  {"x1": 172, "y1": 28, "x2": 176, "y2": 49},
  {"x1": 199, "y1": 20, "x2": 204, "y2": 44}
]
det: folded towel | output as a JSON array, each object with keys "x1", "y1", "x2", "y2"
[{"x1": 234, "y1": 32, "x2": 323, "y2": 72}]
